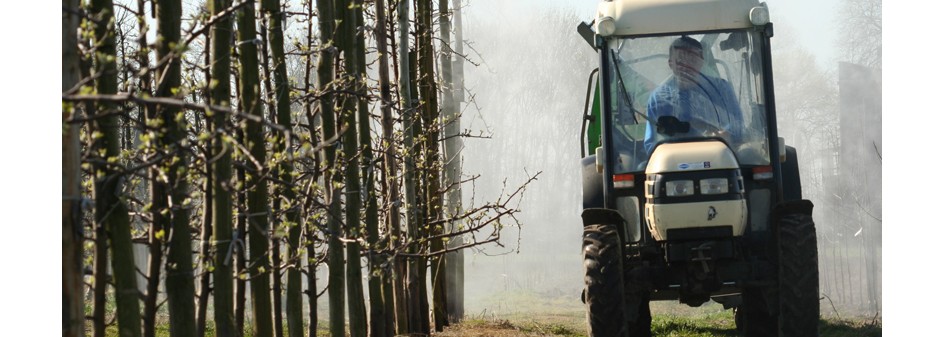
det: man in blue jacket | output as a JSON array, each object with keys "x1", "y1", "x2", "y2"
[{"x1": 643, "y1": 36, "x2": 744, "y2": 154}]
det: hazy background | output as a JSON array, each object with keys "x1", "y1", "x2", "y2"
[{"x1": 456, "y1": 0, "x2": 882, "y2": 321}]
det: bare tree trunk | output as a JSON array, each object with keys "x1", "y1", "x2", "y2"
[
  {"x1": 236, "y1": 1, "x2": 276, "y2": 336},
  {"x1": 314, "y1": 1, "x2": 346, "y2": 336},
  {"x1": 300, "y1": 1, "x2": 320, "y2": 335},
  {"x1": 62, "y1": 1, "x2": 85, "y2": 336},
  {"x1": 437, "y1": 0, "x2": 462, "y2": 324},
  {"x1": 374, "y1": 1, "x2": 400, "y2": 335},
  {"x1": 396, "y1": 1, "x2": 426, "y2": 334},
  {"x1": 418, "y1": 0, "x2": 447, "y2": 330},
  {"x1": 90, "y1": 1, "x2": 143, "y2": 336},
  {"x1": 136, "y1": 1, "x2": 163, "y2": 335},
  {"x1": 79, "y1": 21, "x2": 109, "y2": 335},
  {"x1": 336, "y1": 1, "x2": 368, "y2": 335},
  {"x1": 196, "y1": 172, "x2": 213, "y2": 336},
  {"x1": 196, "y1": 31, "x2": 215, "y2": 334},
  {"x1": 152, "y1": 1, "x2": 199, "y2": 336},
  {"x1": 444, "y1": 0, "x2": 465, "y2": 322},
  {"x1": 259, "y1": 1, "x2": 303, "y2": 335},
  {"x1": 209, "y1": 0, "x2": 237, "y2": 335},
  {"x1": 235, "y1": 159, "x2": 247, "y2": 337},
  {"x1": 343, "y1": 1, "x2": 387, "y2": 336},
  {"x1": 405, "y1": 48, "x2": 430, "y2": 336},
  {"x1": 393, "y1": 0, "x2": 413, "y2": 331}
]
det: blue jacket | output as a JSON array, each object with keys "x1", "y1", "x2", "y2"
[{"x1": 643, "y1": 74, "x2": 744, "y2": 154}]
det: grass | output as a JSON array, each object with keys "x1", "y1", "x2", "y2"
[
  {"x1": 437, "y1": 314, "x2": 882, "y2": 337},
  {"x1": 443, "y1": 290, "x2": 882, "y2": 337},
  {"x1": 85, "y1": 288, "x2": 881, "y2": 337}
]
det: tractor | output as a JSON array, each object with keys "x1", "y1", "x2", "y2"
[{"x1": 577, "y1": 1, "x2": 820, "y2": 336}]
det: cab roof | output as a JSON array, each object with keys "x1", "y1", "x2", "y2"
[{"x1": 596, "y1": 0, "x2": 765, "y2": 36}]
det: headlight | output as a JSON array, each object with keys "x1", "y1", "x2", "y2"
[
  {"x1": 665, "y1": 180, "x2": 694, "y2": 196},
  {"x1": 700, "y1": 178, "x2": 729, "y2": 195}
]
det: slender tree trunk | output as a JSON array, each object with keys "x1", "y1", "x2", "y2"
[
  {"x1": 196, "y1": 172, "x2": 213, "y2": 336},
  {"x1": 441, "y1": 0, "x2": 464, "y2": 323},
  {"x1": 397, "y1": 0, "x2": 418, "y2": 333},
  {"x1": 314, "y1": 1, "x2": 346, "y2": 335},
  {"x1": 374, "y1": 0, "x2": 400, "y2": 335},
  {"x1": 418, "y1": 0, "x2": 447, "y2": 330},
  {"x1": 152, "y1": 1, "x2": 199, "y2": 336},
  {"x1": 235, "y1": 160, "x2": 247, "y2": 337},
  {"x1": 300, "y1": 1, "x2": 320, "y2": 335},
  {"x1": 138, "y1": 1, "x2": 164, "y2": 334},
  {"x1": 90, "y1": 1, "x2": 143, "y2": 336},
  {"x1": 236, "y1": 2, "x2": 277, "y2": 336},
  {"x1": 259, "y1": 1, "x2": 303, "y2": 335},
  {"x1": 396, "y1": 1, "x2": 426, "y2": 334},
  {"x1": 62, "y1": 1, "x2": 85, "y2": 336},
  {"x1": 336, "y1": 1, "x2": 368, "y2": 335},
  {"x1": 344, "y1": 1, "x2": 387, "y2": 336},
  {"x1": 446, "y1": 0, "x2": 466, "y2": 321},
  {"x1": 92, "y1": 219, "x2": 108, "y2": 337},
  {"x1": 252, "y1": 15, "x2": 284, "y2": 333},
  {"x1": 209, "y1": 0, "x2": 237, "y2": 335},
  {"x1": 390, "y1": 1, "x2": 412, "y2": 331},
  {"x1": 404, "y1": 48, "x2": 431, "y2": 336},
  {"x1": 79, "y1": 22, "x2": 109, "y2": 336},
  {"x1": 196, "y1": 30, "x2": 215, "y2": 335}
]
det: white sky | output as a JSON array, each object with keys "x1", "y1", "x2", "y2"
[{"x1": 492, "y1": 0, "x2": 841, "y2": 68}]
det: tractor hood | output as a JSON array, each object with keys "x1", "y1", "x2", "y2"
[{"x1": 645, "y1": 141, "x2": 740, "y2": 174}]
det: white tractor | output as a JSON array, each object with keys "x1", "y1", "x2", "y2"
[{"x1": 577, "y1": 1, "x2": 819, "y2": 336}]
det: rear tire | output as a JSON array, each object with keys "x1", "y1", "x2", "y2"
[
  {"x1": 584, "y1": 224, "x2": 628, "y2": 337},
  {"x1": 777, "y1": 202, "x2": 820, "y2": 337}
]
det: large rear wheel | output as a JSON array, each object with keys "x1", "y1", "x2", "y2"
[
  {"x1": 584, "y1": 224, "x2": 628, "y2": 337},
  {"x1": 777, "y1": 201, "x2": 820, "y2": 337}
]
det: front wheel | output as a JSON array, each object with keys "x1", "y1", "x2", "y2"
[{"x1": 584, "y1": 224, "x2": 628, "y2": 337}]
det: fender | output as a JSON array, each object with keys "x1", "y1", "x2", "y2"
[{"x1": 582, "y1": 155, "x2": 604, "y2": 210}]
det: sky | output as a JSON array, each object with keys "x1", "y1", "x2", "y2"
[{"x1": 503, "y1": 0, "x2": 842, "y2": 68}]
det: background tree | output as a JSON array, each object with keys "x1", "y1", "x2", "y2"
[
  {"x1": 336, "y1": 0, "x2": 369, "y2": 335},
  {"x1": 236, "y1": 1, "x2": 276, "y2": 336},
  {"x1": 838, "y1": 0, "x2": 881, "y2": 69},
  {"x1": 417, "y1": 0, "x2": 446, "y2": 330},
  {"x1": 313, "y1": 0, "x2": 347, "y2": 336},
  {"x1": 209, "y1": 0, "x2": 237, "y2": 335},
  {"x1": 373, "y1": 1, "x2": 403, "y2": 335},
  {"x1": 439, "y1": 0, "x2": 464, "y2": 323},
  {"x1": 395, "y1": 0, "x2": 421, "y2": 333},
  {"x1": 258, "y1": 0, "x2": 305, "y2": 336},
  {"x1": 62, "y1": 1, "x2": 85, "y2": 336},
  {"x1": 89, "y1": 0, "x2": 143, "y2": 335},
  {"x1": 154, "y1": 1, "x2": 198, "y2": 336}
]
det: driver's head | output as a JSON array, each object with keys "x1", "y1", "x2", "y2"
[{"x1": 668, "y1": 36, "x2": 704, "y2": 88}]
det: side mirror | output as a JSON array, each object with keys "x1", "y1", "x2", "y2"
[
  {"x1": 577, "y1": 21, "x2": 597, "y2": 50},
  {"x1": 720, "y1": 32, "x2": 747, "y2": 51}
]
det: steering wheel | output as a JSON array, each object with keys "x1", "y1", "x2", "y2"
[{"x1": 687, "y1": 116, "x2": 732, "y2": 143}]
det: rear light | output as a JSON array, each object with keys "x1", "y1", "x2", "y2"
[
  {"x1": 614, "y1": 173, "x2": 635, "y2": 189},
  {"x1": 753, "y1": 166, "x2": 773, "y2": 180}
]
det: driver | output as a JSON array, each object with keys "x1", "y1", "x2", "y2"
[{"x1": 643, "y1": 36, "x2": 744, "y2": 154}]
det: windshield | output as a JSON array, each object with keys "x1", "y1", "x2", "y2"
[{"x1": 606, "y1": 30, "x2": 770, "y2": 173}]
